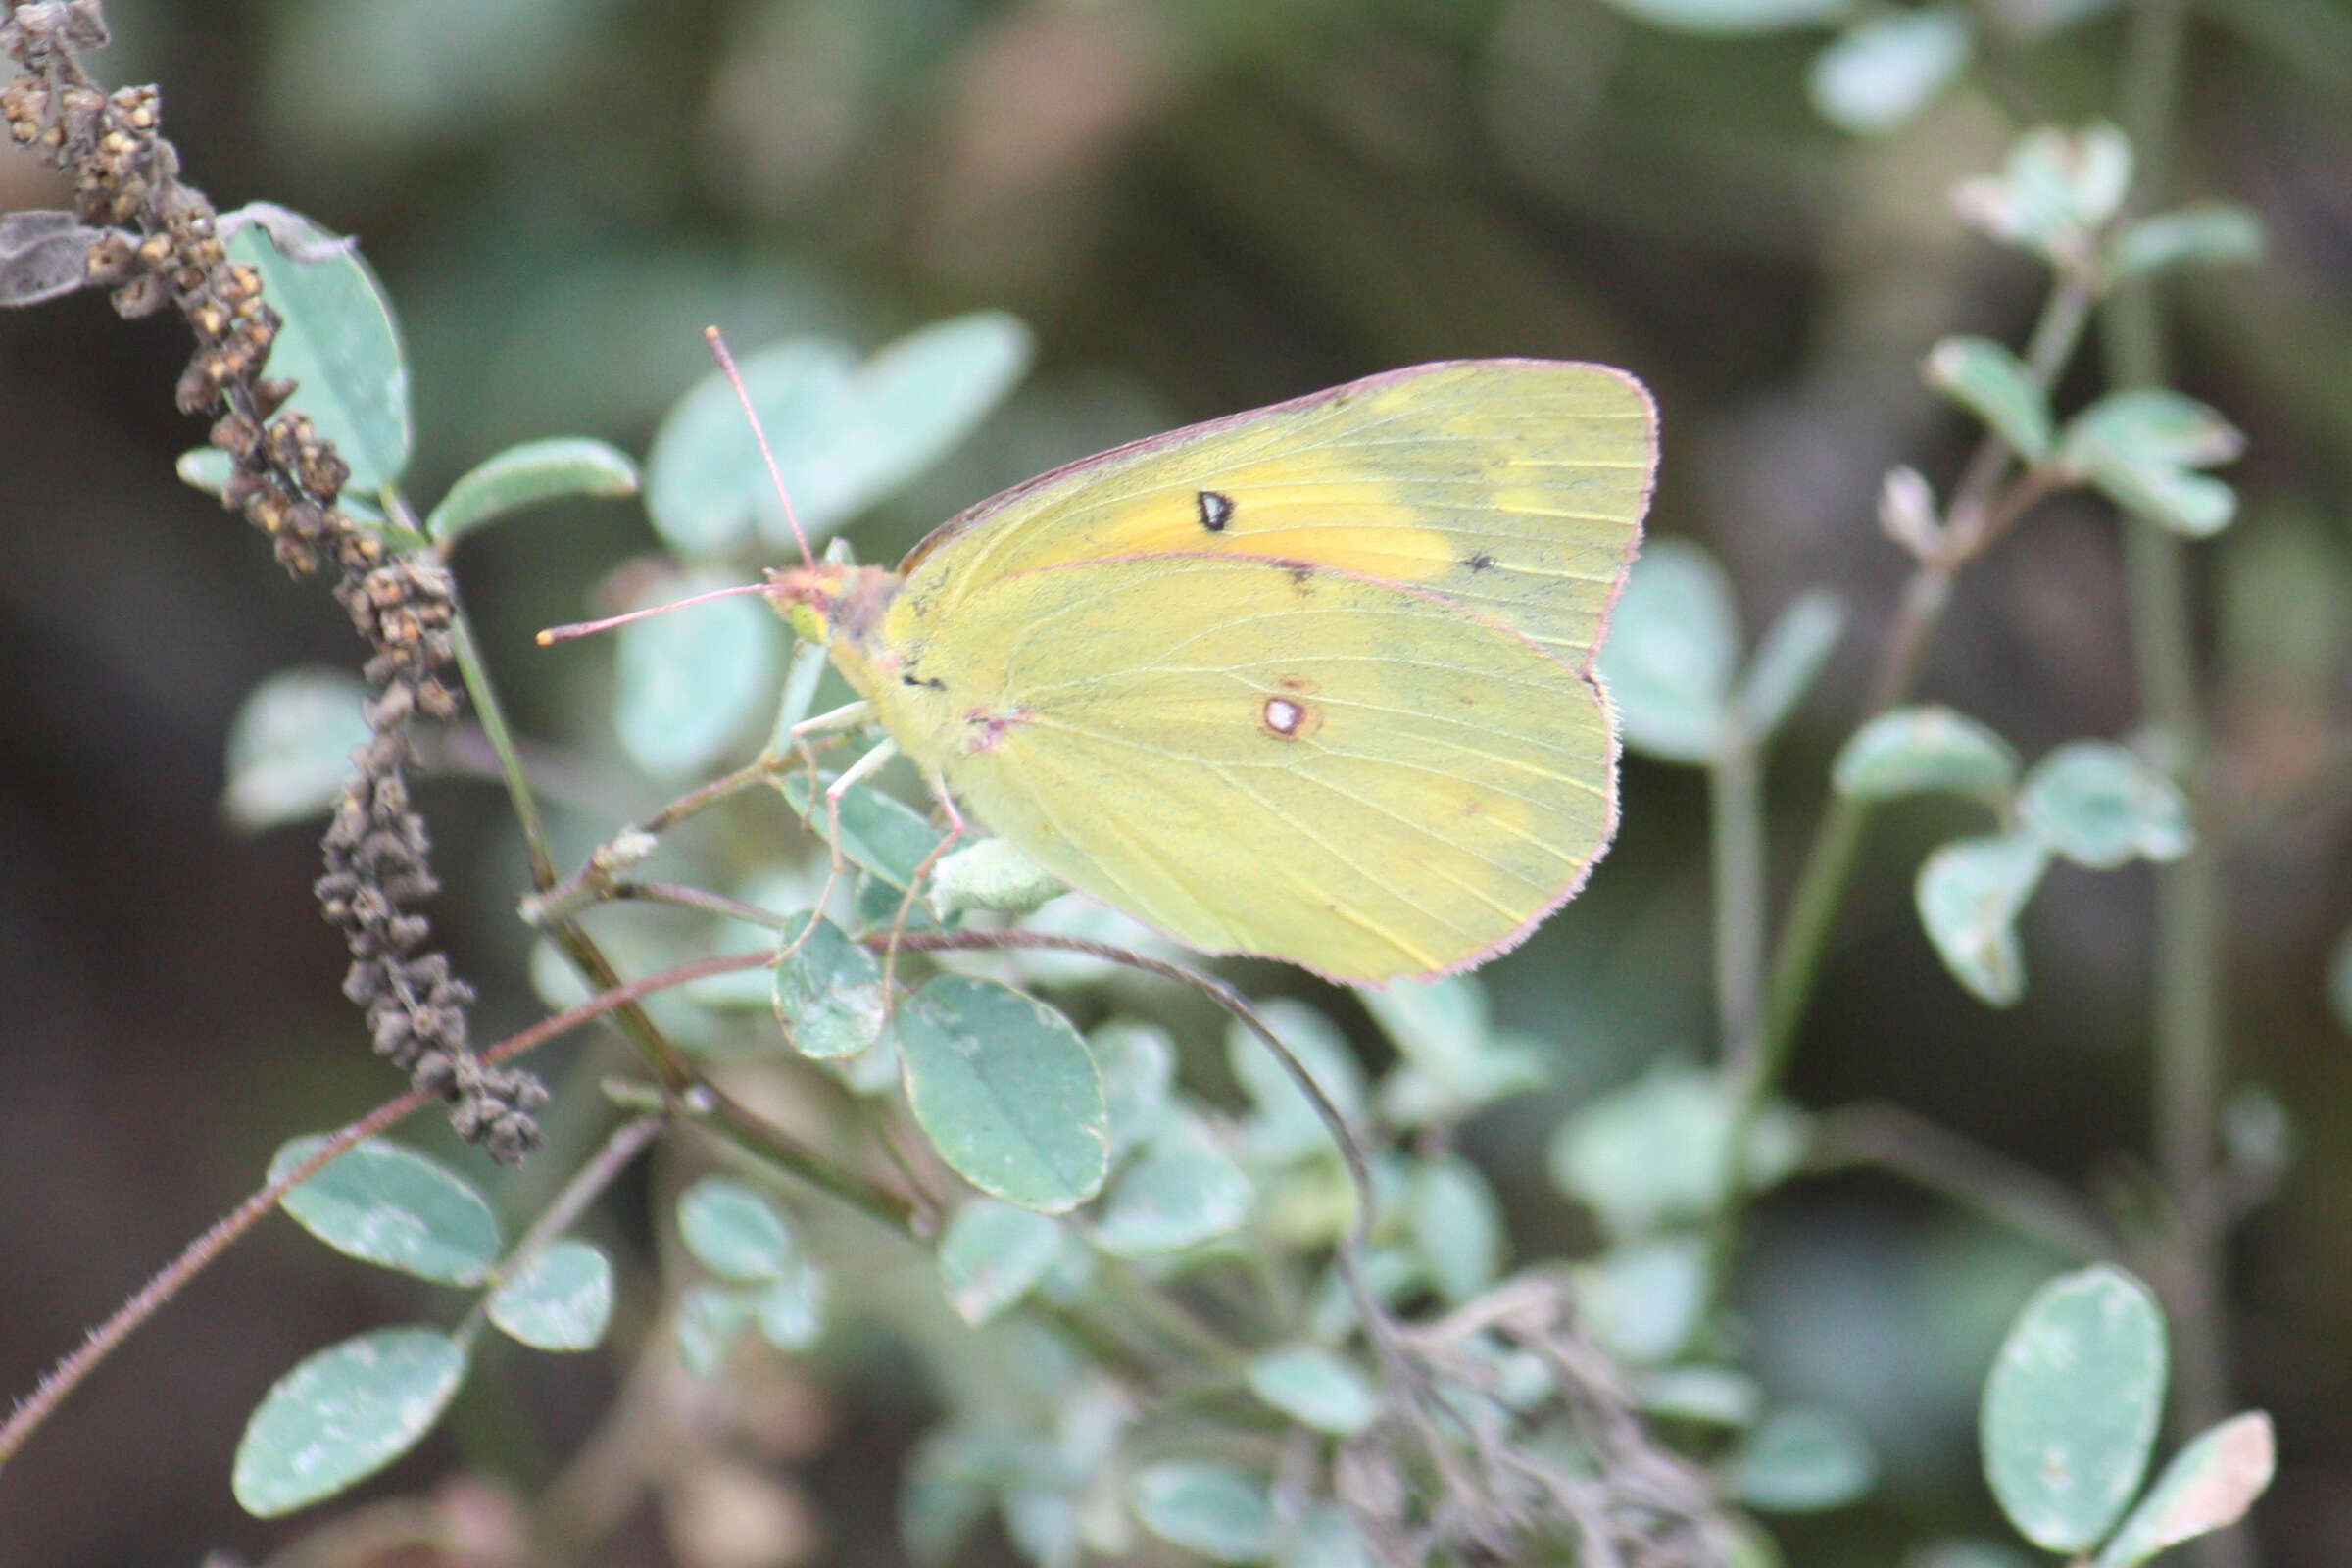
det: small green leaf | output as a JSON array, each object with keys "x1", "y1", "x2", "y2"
[
  {"x1": 223, "y1": 667, "x2": 373, "y2": 831},
  {"x1": 1590, "y1": 0, "x2": 1849, "y2": 33},
  {"x1": 614, "y1": 569, "x2": 783, "y2": 777},
  {"x1": 902, "y1": 1428, "x2": 999, "y2": 1566},
  {"x1": 424, "y1": 436, "x2": 639, "y2": 544},
  {"x1": 1279, "y1": 1503, "x2": 1373, "y2": 1568},
  {"x1": 2062, "y1": 389, "x2": 2246, "y2": 537},
  {"x1": 1916, "y1": 833, "x2": 2049, "y2": 1005},
  {"x1": 1130, "y1": 1463, "x2": 1275, "y2": 1564},
  {"x1": 1576, "y1": 1235, "x2": 1711, "y2": 1364},
  {"x1": 772, "y1": 911, "x2": 886, "y2": 1058},
  {"x1": 1807, "y1": 4, "x2": 1972, "y2": 135},
  {"x1": 1904, "y1": 1542, "x2": 2037, "y2": 1568},
  {"x1": 1362, "y1": 974, "x2": 1543, "y2": 1122},
  {"x1": 760, "y1": 312, "x2": 1035, "y2": 549},
  {"x1": 232, "y1": 1327, "x2": 466, "y2": 1516},
  {"x1": 1005, "y1": 1485, "x2": 1081, "y2": 1568},
  {"x1": 177, "y1": 444, "x2": 236, "y2": 496},
  {"x1": 1834, "y1": 706, "x2": 2020, "y2": 802},
  {"x1": 270, "y1": 1136, "x2": 500, "y2": 1286},
  {"x1": 1926, "y1": 336, "x2": 2054, "y2": 462},
  {"x1": 1094, "y1": 1020, "x2": 1176, "y2": 1158},
  {"x1": 756, "y1": 1257, "x2": 826, "y2": 1350},
  {"x1": 1228, "y1": 999, "x2": 1366, "y2": 1163},
  {"x1": 1736, "y1": 590, "x2": 1845, "y2": 738},
  {"x1": 675, "y1": 1282, "x2": 753, "y2": 1377},
  {"x1": 1982, "y1": 1263, "x2": 2168, "y2": 1552},
  {"x1": 1595, "y1": 537, "x2": 1740, "y2": 763},
  {"x1": 1640, "y1": 1364, "x2": 1764, "y2": 1428},
  {"x1": 1952, "y1": 122, "x2": 2133, "y2": 261},
  {"x1": 225, "y1": 211, "x2": 413, "y2": 491},
  {"x1": 643, "y1": 315, "x2": 1032, "y2": 556},
  {"x1": 1730, "y1": 1407, "x2": 1879, "y2": 1512},
  {"x1": 2108, "y1": 204, "x2": 2264, "y2": 279},
  {"x1": 899, "y1": 977, "x2": 1108, "y2": 1212},
  {"x1": 2093, "y1": 1411, "x2": 2275, "y2": 1568},
  {"x1": 780, "y1": 771, "x2": 943, "y2": 892},
  {"x1": 1547, "y1": 1068, "x2": 1807, "y2": 1235},
  {"x1": 2018, "y1": 741, "x2": 2192, "y2": 869},
  {"x1": 487, "y1": 1240, "x2": 614, "y2": 1352},
  {"x1": 1091, "y1": 1117, "x2": 1254, "y2": 1256},
  {"x1": 1409, "y1": 1155, "x2": 1506, "y2": 1303},
  {"x1": 928, "y1": 835, "x2": 1068, "y2": 918},
  {"x1": 939, "y1": 1200, "x2": 1066, "y2": 1325},
  {"x1": 1247, "y1": 1346, "x2": 1380, "y2": 1436},
  {"x1": 677, "y1": 1175, "x2": 798, "y2": 1281}
]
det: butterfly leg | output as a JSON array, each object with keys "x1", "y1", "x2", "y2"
[{"x1": 875, "y1": 769, "x2": 968, "y2": 1004}]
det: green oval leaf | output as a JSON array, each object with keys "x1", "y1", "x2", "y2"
[
  {"x1": 487, "y1": 1239, "x2": 614, "y2": 1352},
  {"x1": 899, "y1": 977, "x2": 1108, "y2": 1213},
  {"x1": 1280, "y1": 1503, "x2": 1373, "y2": 1568},
  {"x1": 232, "y1": 1327, "x2": 466, "y2": 1516},
  {"x1": 678, "y1": 1175, "x2": 798, "y2": 1281},
  {"x1": 1952, "y1": 123, "x2": 2133, "y2": 262},
  {"x1": 1807, "y1": 4, "x2": 1972, "y2": 135},
  {"x1": 614, "y1": 569, "x2": 782, "y2": 777},
  {"x1": 2092, "y1": 1411, "x2": 2275, "y2": 1568},
  {"x1": 645, "y1": 337, "x2": 858, "y2": 557},
  {"x1": 772, "y1": 911, "x2": 886, "y2": 1059},
  {"x1": 939, "y1": 1199, "x2": 1066, "y2": 1325},
  {"x1": 1592, "y1": 0, "x2": 1849, "y2": 34},
  {"x1": 1983, "y1": 1264, "x2": 2168, "y2": 1552},
  {"x1": 756, "y1": 1256, "x2": 827, "y2": 1351},
  {"x1": 2062, "y1": 390, "x2": 2246, "y2": 538},
  {"x1": 226, "y1": 211, "x2": 412, "y2": 492},
  {"x1": 758, "y1": 311, "x2": 1035, "y2": 548},
  {"x1": 1916, "y1": 832, "x2": 2049, "y2": 1006},
  {"x1": 1091, "y1": 1115, "x2": 1254, "y2": 1256},
  {"x1": 1129, "y1": 1462, "x2": 1275, "y2": 1564},
  {"x1": 1247, "y1": 1346, "x2": 1380, "y2": 1437},
  {"x1": 1834, "y1": 706, "x2": 2020, "y2": 802},
  {"x1": 1925, "y1": 335, "x2": 2054, "y2": 463},
  {"x1": 1227, "y1": 999, "x2": 1366, "y2": 1163},
  {"x1": 1547, "y1": 1068, "x2": 1807, "y2": 1235},
  {"x1": 270, "y1": 1135, "x2": 500, "y2": 1286},
  {"x1": 1731, "y1": 1407, "x2": 1879, "y2": 1512},
  {"x1": 425, "y1": 436, "x2": 640, "y2": 544},
  {"x1": 223, "y1": 667, "x2": 373, "y2": 831},
  {"x1": 927, "y1": 834, "x2": 1068, "y2": 918},
  {"x1": 2018, "y1": 741, "x2": 2192, "y2": 869},
  {"x1": 1639, "y1": 1364, "x2": 1765, "y2": 1428},
  {"x1": 1094, "y1": 1019, "x2": 1176, "y2": 1159},
  {"x1": 1736, "y1": 590, "x2": 1845, "y2": 739},
  {"x1": 1595, "y1": 537, "x2": 1740, "y2": 764},
  {"x1": 1409, "y1": 1155, "x2": 1506, "y2": 1303},
  {"x1": 675, "y1": 1281, "x2": 754, "y2": 1378},
  {"x1": 780, "y1": 770, "x2": 944, "y2": 892},
  {"x1": 2108, "y1": 204, "x2": 2264, "y2": 280},
  {"x1": 1575, "y1": 1235, "x2": 1711, "y2": 1364}
]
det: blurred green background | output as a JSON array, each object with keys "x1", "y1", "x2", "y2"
[{"x1": 1, "y1": 0, "x2": 2347, "y2": 1563}]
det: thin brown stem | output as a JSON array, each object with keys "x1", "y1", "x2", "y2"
[{"x1": 1807, "y1": 1102, "x2": 2119, "y2": 1261}]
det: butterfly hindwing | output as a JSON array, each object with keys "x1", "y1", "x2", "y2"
[{"x1": 908, "y1": 555, "x2": 1615, "y2": 983}]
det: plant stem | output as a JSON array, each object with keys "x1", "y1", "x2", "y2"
[
  {"x1": 2109, "y1": 9, "x2": 2246, "y2": 1564},
  {"x1": 1711, "y1": 725, "x2": 1767, "y2": 1068}
]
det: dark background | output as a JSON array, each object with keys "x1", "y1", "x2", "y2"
[{"x1": 1, "y1": 0, "x2": 2348, "y2": 1563}]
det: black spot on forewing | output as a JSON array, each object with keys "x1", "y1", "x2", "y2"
[
  {"x1": 1464, "y1": 551, "x2": 1496, "y2": 572},
  {"x1": 1197, "y1": 490, "x2": 1235, "y2": 532}
]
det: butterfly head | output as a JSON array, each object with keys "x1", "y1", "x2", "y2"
[{"x1": 763, "y1": 562, "x2": 904, "y2": 659}]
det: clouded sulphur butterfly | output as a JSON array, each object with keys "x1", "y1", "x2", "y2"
[{"x1": 768, "y1": 358, "x2": 1656, "y2": 985}]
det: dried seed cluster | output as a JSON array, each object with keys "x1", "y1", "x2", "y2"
[{"x1": 3, "y1": 2, "x2": 546, "y2": 1159}]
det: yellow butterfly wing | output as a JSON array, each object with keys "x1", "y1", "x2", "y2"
[
  {"x1": 895, "y1": 358, "x2": 1656, "y2": 672},
  {"x1": 907, "y1": 556, "x2": 1616, "y2": 984},
  {"x1": 823, "y1": 358, "x2": 1655, "y2": 982}
]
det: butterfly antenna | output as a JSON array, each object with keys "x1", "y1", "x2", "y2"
[
  {"x1": 705, "y1": 325, "x2": 815, "y2": 568},
  {"x1": 536, "y1": 580, "x2": 770, "y2": 645}
]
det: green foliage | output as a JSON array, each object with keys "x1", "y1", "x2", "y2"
[
  {"x1": 897, "y1": 977, "x2": 1109, "y2": 1213},
  {"x1": 222, "y1": 667, "x2": 373, "y2": 831},
  {"x1": 232, "y1": 1328, "x2": 466, "y2": 1517},
  {"x1": 487, "y1": 1240, "x2": 614, "y2": 1352},
  {"x1": 269, "y1": 1135, "x2": 501, "y2": 1286}
]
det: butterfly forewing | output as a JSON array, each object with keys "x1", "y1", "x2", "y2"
[{"x1": 899, "y1": 359, "x2": 1655, "y2": 671}]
